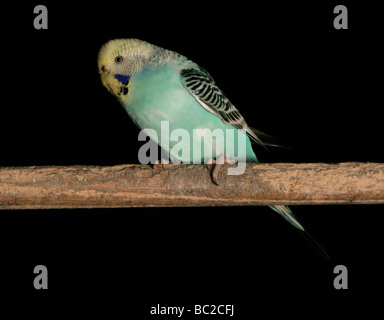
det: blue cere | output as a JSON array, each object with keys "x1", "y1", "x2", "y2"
[{"x1": 114, "y1": 74, "x2": 130, "y2": 85}]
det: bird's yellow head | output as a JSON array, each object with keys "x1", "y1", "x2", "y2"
[{"x1": 97, "y1": 38, "x2": 154, "y2": 98}]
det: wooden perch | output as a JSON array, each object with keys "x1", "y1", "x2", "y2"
[{"x1": 0, "y1": 162, "x2": 383, "y2": 210}]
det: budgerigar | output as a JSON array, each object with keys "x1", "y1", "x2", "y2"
[{"x1": 97, "y1": 38, "x2": 328, "y2": 259}]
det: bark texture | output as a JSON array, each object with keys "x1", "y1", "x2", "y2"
[{"x1": 0, "y1": 162, "x2": 383, "y2": 209}]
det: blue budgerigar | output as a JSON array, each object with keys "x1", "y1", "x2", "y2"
[{"x1": 97, "y1": 38, "x2": 328, "y2": 259}]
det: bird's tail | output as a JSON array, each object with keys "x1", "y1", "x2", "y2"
[
  {"x1": 269, "y1": 205, "x2": 305, "y2": 231},
  {"x1": 269, "y1": 205, "x2": 330, "y2": 260}
]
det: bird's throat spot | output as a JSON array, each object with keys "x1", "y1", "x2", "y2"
[{"x1": 118, "y1": 85, "x2": 129, "y2": 96}]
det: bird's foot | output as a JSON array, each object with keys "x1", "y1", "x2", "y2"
[
  {"x1": 205, "y1": 158, "x2": 216, "y2": 170},
  {"x1": 152, "y1": 159, "x2": 168, "y2": 170},
  {"x1": 207, "y1": 155, "x2": 230, "y2": 185},
  {"x1": 212, "y1": 163, "x2": 223, "y2": 186}
]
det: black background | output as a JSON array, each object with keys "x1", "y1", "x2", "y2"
[{"x1": 0, "y1": 1, "x2": 383, "y2": 303}]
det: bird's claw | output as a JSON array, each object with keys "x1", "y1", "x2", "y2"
[
  {"x1": 152, "y1": 159, "x2": 167, "y2": 170},
  {"x1": 211, "y1": 163, "x2": 223, "y2": 185},
  {"x1": 206, "y1": 157, "x2": 225, "y2": 185},
  {"x1": 205, "y1": 158, "x2": 216, "y2": 170}
]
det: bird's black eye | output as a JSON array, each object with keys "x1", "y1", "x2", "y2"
[{"x1": 115, "y1": 55, "x2": 123, "y2": 64}]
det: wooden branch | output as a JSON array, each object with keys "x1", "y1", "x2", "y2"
[{"x1": 0, "y1": 162, "x2": 383, "y2": 210}]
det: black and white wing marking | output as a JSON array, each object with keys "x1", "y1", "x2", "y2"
[{"x1": 180, "y1": 67, "x2": 264, "y2": 147}]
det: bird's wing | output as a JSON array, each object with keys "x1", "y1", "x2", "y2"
[{"x1": 180, "y1": 67, "x2": 265, "y2": 147}]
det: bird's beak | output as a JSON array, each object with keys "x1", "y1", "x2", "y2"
[{"x1": 98, "y1": 65, "x2": 110, "y2": 90}]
